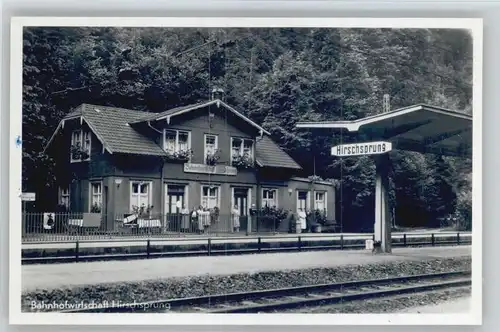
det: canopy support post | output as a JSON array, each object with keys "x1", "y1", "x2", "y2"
[{"x1": 374, "y1": 154, "x2": 392, "y2": 253}]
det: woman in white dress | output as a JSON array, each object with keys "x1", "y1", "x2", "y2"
[
  {"x1": 232, "y1": 205, "x2": 240, "y2": 233},
  {"x1": 201, "y1": 207, "x2": 211, "y2": 232},
  {"x1": 297, "y1": 208, "x2": 307, "y2": 233},
  {"x1": 196, "y1": 206, "x2": 204, "y2": 233},
  {"x1": 180, "y1": 205, "x2": 190, "y2": 232}
]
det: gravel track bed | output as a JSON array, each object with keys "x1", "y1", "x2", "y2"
[
  {"x1": 282, "y1": 286, "x2": 471, "y2": 313},
  {"x1": 22, "y1": 257, "x2": 471, "y2": 312}
]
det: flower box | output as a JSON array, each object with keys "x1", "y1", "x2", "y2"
[
  {"x1": 164, "y1": 149, "x2": 193, "y2": 162},
  {"x1": 205, "y1": 149, "x2": 221, "y2": 166},
  {"x1": 231, "y1": 153, "x2": 254, "y2": 169},
  {"x1": 71, "y1": 143, "x2": 90, "y2": 161}
]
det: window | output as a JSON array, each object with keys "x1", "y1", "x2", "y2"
[
  {"x1": 178, "y1": 131, "x2": 189, "y2": 151},
  {"x1": 70, "y1": 130, "x2": 91, "y2": 162},
  {"x1": 205, "y1": 134, "x2": 218, "y2": 155},
  {"x1": 58, "y1": 187, "x2": 70, "y2": 209},
  {"x1": 262, "y1": 189, "x2": 278, "y2": 208},
  {"x1": 164, "y1": 130, "x2": 191, "y2": 154},
  {"x1": 243, "y1": 140, "x2": 253, "y2": 156},
  {"x1": 164, "y1": 130, "x2": 176, "y2": 152},
  {"x1": 83, "y1": 131, "x2": 91, "y2": 158},
  {"x1": 232, "y1": 138, "x2": 242, "y2": 157},
  {"x1": 231, "y1": 138, "x2": 254, "y2": 160},
  {"x1": 71, "y1": 131, "x2": 81, "y2": 148},
  {"x1": 130, "y1": 181, "x2": 152, "y2": 212},
  {"x1": 90, "y1": 182, "x2": 102, "y2": 212},
  {"x1": 204, "y1": 134, "x2": 218, "y2": 161},
  {"x1": 201, "y1": 185, "x2": 220, "y2": 209},
  {"x1": 314, "y1": 191, "x2": 327, "y2": 212}
]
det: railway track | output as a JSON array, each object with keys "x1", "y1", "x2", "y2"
[{"x1": 60, "y1": 270, "x2": 471, "y2": 314}]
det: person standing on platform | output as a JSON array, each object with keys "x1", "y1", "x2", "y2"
[
  {"x1": 248, "y1": 204, "x2": 257, "y2": 235},
  {"x1": 201, "y1": 206, "x2": 210, "y2": 233},
  {"x1": 212, "y1": 206, "x2": 220, "y2": 225},
  {"x1": 181, "y1": 204, "x2": 190, "y2": 233},
  {"x1": 196, "y1": 206, "x2": 204, "y2": 233},
  {"x1": 175, "y1": 200, "x2": 182, "y2": 231},
  {"x1": 305, "y1": 209, "x2": 313, "y2": 233},
  {"x1": 285, "y1": 209, "x2": 295, "y2": 233},
  {"x1": 232, "y1": 204, "x2": 240, "y2": 233},
  {"x1": 297, "y1": 208, "x2": 307, "y2": 234},
  {"x1": 190, "y1": 207, "x2": 199, "y2": 233}
]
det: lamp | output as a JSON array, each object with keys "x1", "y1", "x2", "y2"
[
  {"x1": 288, "y1": 188, "x2": 293, "y2": 195},
  {"x1": 115, "y1": 178, "x2": 122, "y2": 187}
]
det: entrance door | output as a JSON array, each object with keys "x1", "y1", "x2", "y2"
[
  {"x1": 233, "y1": 188, "x2": 248, "y2": 232},
  {"x1": 166, "y1": 185, "x2": 185, "y2": 231},
  {"x1": 297, "y1": 191, "x2": 308, "y2": 211}
]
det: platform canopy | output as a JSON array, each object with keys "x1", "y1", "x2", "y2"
[{"x1": 296, "y1": 104, "x2": 472, "y2": 158}]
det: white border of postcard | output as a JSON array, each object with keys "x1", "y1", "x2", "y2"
[{"x1": 9, "y1": 17, "x2": 483, "y2": 325}]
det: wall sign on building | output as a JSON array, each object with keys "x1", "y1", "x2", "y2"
[
  {"x1": 331, "y1": 141, "x2": 393, "y2": 157},
  {"x1": 183, "y1": 163, "x2": 238, "y2": 176},
  {"x1": 21, "y1": 192, "x2": 36, "y2": 201}
]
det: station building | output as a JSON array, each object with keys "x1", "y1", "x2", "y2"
[{"x1": 44, "y1": 95, "x2": 336, "y2": 231}]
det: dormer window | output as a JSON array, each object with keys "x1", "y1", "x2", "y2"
[{"x1": 70, "y1": 130, "x2": 91, "y2": 163}]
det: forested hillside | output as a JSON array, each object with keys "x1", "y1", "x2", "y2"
[{"x1": 22, "y1": 27, "x2": 473, "y2": 230}]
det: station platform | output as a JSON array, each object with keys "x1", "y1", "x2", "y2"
[
  {"x1": 23, "y1": 231, "x2": 470, "y2": 249},
  {"x1": 22, "y1": 245, "x2": 471, "y2": 292}
]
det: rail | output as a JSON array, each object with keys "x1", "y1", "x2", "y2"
[
  {"x1": 58, "y1": 270, "x2": 471, "y2": 313},
  {"x1": 22, "y1": 232, "x2": 472, "y2": 264}
]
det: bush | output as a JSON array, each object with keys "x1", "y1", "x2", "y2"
[
  {"x1": 257, "y1": 206, "x2": 288, "y2": 230},
  {"x1": 456, "y1": 190, "x2": 472, "y2": 231},
  {"x1": 307, "y1": 209, "x2": 327, "y2": 226}
]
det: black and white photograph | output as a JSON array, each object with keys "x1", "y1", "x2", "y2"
[{"x1": 9, "y1": 17, "x2": 482, "y2": 325}]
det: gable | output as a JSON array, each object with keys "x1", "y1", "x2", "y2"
[
  {"x1": 162, "y1": 103, "x2": 260, "y2": 138},
  {"x1": 131, "y1": 99, "x2": 270, "y2": 136}
]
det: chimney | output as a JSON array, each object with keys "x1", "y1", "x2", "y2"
[
  {"x1": 383, "y1": 94, "x2": 390, "y2": 113},
  {"x1": 211, "y1": 87, "x2": 225, "y2": 101}
]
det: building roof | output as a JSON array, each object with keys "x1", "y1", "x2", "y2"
[
  {"x1": 60, "y1": 104, "x2": 167, "y2": 156},
  {"x1": 130, "y1": 99, "x2": 271, "y2": 136},
  {"x1": 45, "y1": 103, "x2": 302, "y2": 169},
  {"x1": 296, "y1": 104, "x2": 472, "y2": 158},
  {"x1": 255, "y1": 136, "x2": 302, "y2": 170},
  {"x1": 131, "y1": 100, "x2": 210, "y2": 123}
]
